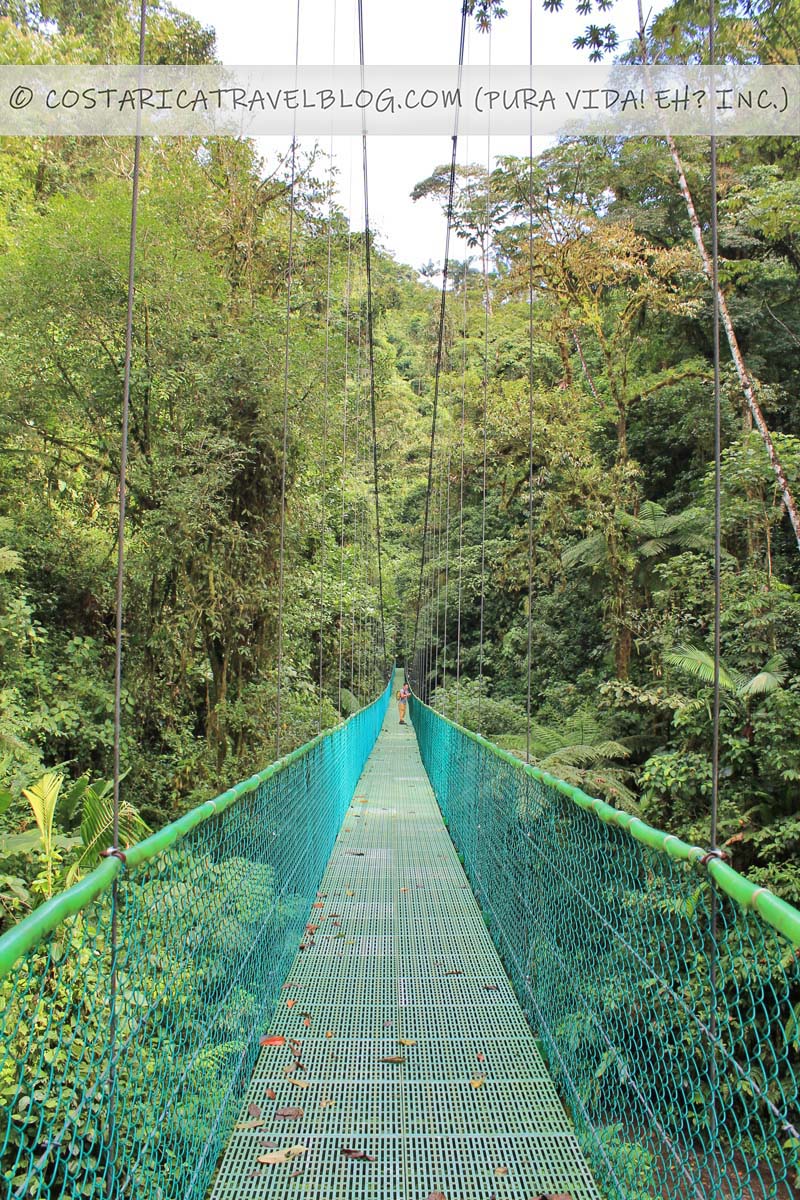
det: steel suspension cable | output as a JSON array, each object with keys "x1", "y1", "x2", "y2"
[
  {"x1": 274, "y1": 0, "x2": 302, "y2": 757},
  {"x1": 411, "y1": 1, "x2": 468, "y2": 682},
  {"x1": 441, "y1": 446, "x2": 452, "y2": 708},
  {"x1": 112, "y1": 0, "x2": 146, "y2": 852},
  {"x1": 709, "y1": 0, "x2": 723, "y2": 1145},
  {"x1": 317, "y1": 0, "x2": 338, "y2": 733},
  {"x1": 525, "y1": 0, "x2": 535, "y2": 763},
  {"x1": 337, "y1": 178, "x2": 356, "y2": 716},
  {"x1": 477, "y1": 28, "x2": 492, "y2": 735},
  {"x1": 709, "y1": 0, "x2": 722, "y2": 862},
  {"x1": 357, "y1": 0, "x2": 389, "y2": 681},
  {"x1": 455, "y1": 257, "x2": 468, "y2": 722},
  {"x1": 108, "y1": 2, "x2": 146, "y2": 1186},
  {"x1": 433, "y1": 456, "x2": 444, "y2": 699}
]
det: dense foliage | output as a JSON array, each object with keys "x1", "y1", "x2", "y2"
[{"x1": 0, "y1": 0, "x2": 798, "y2": 933}]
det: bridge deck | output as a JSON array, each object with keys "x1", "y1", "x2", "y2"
[{"x1": 210, "y1": 705, "x2": 599, "y2": 1200}]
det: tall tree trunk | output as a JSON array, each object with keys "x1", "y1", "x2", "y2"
[{"x1": 636, "y1": 3, "x2": 800, "y2": 552}]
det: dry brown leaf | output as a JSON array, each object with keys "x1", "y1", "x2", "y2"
[
  {"x1": 398, "y1": 1039, "x2": 417, "y2": 1046},
  {"x1": 476, "y1": 1052, "x2": 485, "y2": 1062},
  {"x1": 312, "y1": 902, "x2": 325, "y2": 909},
  {"x1": 248, "y1": 1102, "x2": 262, "y2": 1119},
  {"x1": 260, "y1": 1035, "x2": 286, "y2": 1047},
  {"x1": 257, "y1": 1144, "x2": 307, "y2": 1164},
  {"x1": 494, "y1": 1166, "x2": 509, "y2": 1177},
  {"x1": 319, "y1": 1097, "x2": 335, "y2": 1109},
  {"x1": 345, "y1": 889, "x2": 355, "y2": 896},
  {"x1": 325, "y1": 1030, "x2": 334, "y2": 1039},
  {"x1": 286, "y1": 1078, "x2": 310, "y2": 1089},
  {"x1": 470, "y1": 1074, "x2": 486, "y2": 1089},
  {"x1": 265, "y1": 1088, "x2": 276, "y2": 1101},
  {"x1": 274, "y1": 1107, "x2": 304, "y2": 1120},
  {"x1": 285, "y1": 999, "x2": 296, "y2": 1009},
  {"x1": 340, "y1": 1148, "x2": 377, "y2": 1161},
  {"x1": 380, "y1": 1055, "x2": 405, "y2": 1063},
  {"x1": 427, "y1": 1193, "x2": 448, "y2": 1200},
  {"x1": 234, "y1": 1118, "x2": 264, "y2": 1130}
]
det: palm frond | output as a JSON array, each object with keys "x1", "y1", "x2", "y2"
[
  {"x1": 665, "y1": 645, "x2": 737, "y2": 693},
  {"x1": 78, "y1": 785, "x2": 149, "y2": 870},
  {"x1": 562, "y1": 531, "x2": 607, "y2": 570}
]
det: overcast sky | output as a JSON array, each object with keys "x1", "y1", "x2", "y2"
[{"x1": 176, "y1": 0, "x2": 657, "y2": 270}]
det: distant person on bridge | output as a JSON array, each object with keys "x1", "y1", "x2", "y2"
[{"x1": 397, "y1": 681, "x2": 411, "y2": 725}]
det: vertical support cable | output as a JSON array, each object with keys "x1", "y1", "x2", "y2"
[
  {"x1": 442, "y1": 446, "x2": 452, "y2": 707},
  {"x1": 455, "y1": 258, "x2": 468, "y2": 722},
  {"x1": 411, "y1": 2, "x2": 468, "y2": 675},
  {"x1": 275, "y1": 0, "x2": 302, "y2": 757},
  {"x1": 317, "y1": 0, "x2": 338, "y2": 733},
  {"x1": 358, "y1": 0, "x2": 389, "y2": 681},
  {"x1": 477, "y1": 31, "x2": 492, "y2": 734},
  {"x1": 337, "y1": 205, "x2": 355, "y2": 716},
  {"x1": 433, "y1": 457, "x2": 444, "y2": 700},
  {"x1": 525, "y1": 0, "x2": 535, "y2": 763},
  {"x1": 709, "y1": 0, "x2": 723, "y2": 1154},
  {"x1": 108, "y1": 2, "x2": 146, "y2": 1190}
]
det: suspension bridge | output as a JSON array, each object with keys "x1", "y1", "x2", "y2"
[
  {"x1": 1, "y1": 0, "x2": 800, "y2": 1196},
  {"x1": 0, "y1": 674, "x2": 798, "y2": 1199}
]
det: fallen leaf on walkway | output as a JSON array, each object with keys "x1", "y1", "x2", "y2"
[
  {"x1": 235, "y1": 1118, "x2": 264, "y2": 1130},
  {"x1": 303, "y1": 1017, "x2": 311, "y2": 1028},
  {"x1": 444, "y1": 970, "x2": 463, "y2": 976},
  {"x1": 484, "y1": 984, "x2": 499, "y2": 992},
  {"x1": 345, "y1": 889, "x2": 355, "y2": 896},
  {"x1": 426, "y1": 1193, "x2": 448, "y2": 1200},
  {"x1": 265, "y1": 1088, "x2": 276, "y2": 1101},
  {"x1": 257, "y1": 1145, "x2": 307, "y2": 1164},
  {"x1": 247, "y1": 1170, "x2": 264, "y2": 1178},
  {"x1": 470, "y1": 1075, "x2": 486, "y2": 1089},
  {"x1": 340, "y1": 1148, "x2": 377, "y2": 1161},
  {"x1": 325, "y1": 1030, "x2": 334, "y2": 1039},
  {"x1": 248, "y1": 1103, "x2": 262, "y2": 1119},
  {"x1": 494, "y1": 1166, "x2": 508, "y2": 1177},
  {"x1": 476, "y1": 1052, "x2": 485, "y2": 1062},
  {"x1": 275, "y1": 1107, "x2": 304, "y2": 1120},
  {"x1": 319, "y1": 1097, "x2": 335, "y2": 1109},
  {"x1": 312, "y1": 902, "x2": 325, "y2": 909},
  {"x1": 346, "y1": 851, "x2": 365, "y2": 856},
  {"x1": 286, "y1": 1078, "x2": 310, "y2": 1089},
  {"x1": 399, "y1": 887, "x2": 408, "y2": 893},
  {"x1": 398, "y1": 1038, "x2": 417, "y2": 1046},
  {"x1": 305, "y1": 923, "x2": 318, "y2": 934},
  {"x1": 380, "y1": 1055, "x2": 405, "y2": 1063},
  {"x1": 328, "y1": 913, "x2": 341, "y2": 919},
  {"x1": 529, "y1": 1194, "x2": 574, "y2": 1200},
  {"x1": 260, "y1": 1035, "x2": 286, "y2": 1047},
  {"x1": 286, "y1": 999, "x2": 296, "y2": 1009},
  {"x1": 260, "y1": 1140, "x2": 280, "y2": 1148}
]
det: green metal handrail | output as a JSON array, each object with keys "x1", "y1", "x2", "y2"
[
  {"x1": 0, "y1": 678, "x2": 392, "y2": 1200},
  {"x1": 411, "y1": 693, "x2": 800, "y2": 1200}
]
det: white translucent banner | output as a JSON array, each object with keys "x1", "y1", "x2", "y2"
[{"x1": 0, "y1": 65, "x2": 795, "y2": 136}]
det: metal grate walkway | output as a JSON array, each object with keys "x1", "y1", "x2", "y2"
[{"x1": 210, "y1": 700, "x2": 600, "y2": 1200}]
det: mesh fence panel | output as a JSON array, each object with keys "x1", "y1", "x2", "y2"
[
  {"x1": 0, "y1": 680, "x2": 390, "y2": 1200},
  {"x1": 412, "y1": 696, "x2": 800, "y2": 1200}
]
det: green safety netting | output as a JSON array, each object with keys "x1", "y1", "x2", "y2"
[
  {"x1": 411, "y1": 695, "x2": 800, "y2": 1200},
  {"x1": 0, "y1": 679, "x2": 391, "y2": 1200}
]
